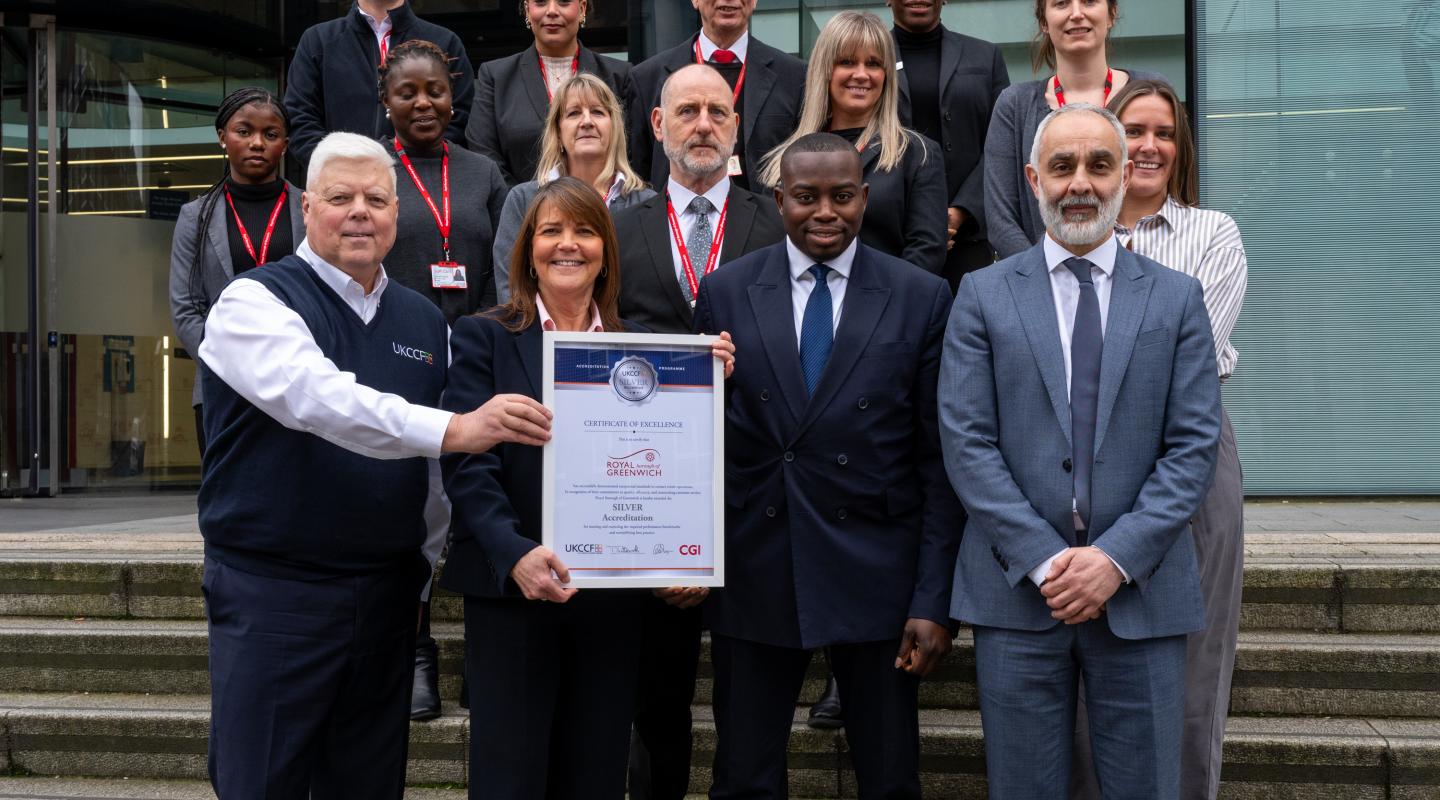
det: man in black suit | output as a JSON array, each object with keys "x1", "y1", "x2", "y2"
[
  {"x1": 626, "y1": 0, "x2": 805, "y2": 192},
  {"x1": 614, "y1": 63, "x2": 782, "y2": 800},
  {"x1": 888, "y1": 0, "x2": 1009, "y2": 288},
  {"x1": 692, "y1": 132, "x2": 963, "y2": 799},
  {"x1": 285, "y1": 0, "x2": 474, "y2": 171}
]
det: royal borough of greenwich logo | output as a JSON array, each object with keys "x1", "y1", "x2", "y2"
[{"x1": 609, "y1": 355, "x2": 658, "y2": 403}]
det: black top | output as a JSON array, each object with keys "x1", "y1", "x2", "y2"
[
  {"x1": 223, "y1": 178, "x2": 294, "y2": 274},
  {"x1": 893, "y1": 25, "x2": 943, "y2": 146}
]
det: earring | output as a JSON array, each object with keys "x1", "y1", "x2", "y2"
[
  {"x1": 524, "y1": 18, "x2": 532, "y2": 29},
  {"x1": 600, "y1": 266, "x2": 608, "y2": 278},
  {"x1": 385, "y1": 109, "x2": 391, "y2": 118},
  {"x1": 580, "y1": 15, "x2": 586, "y2": 28},
  {"x1": 529, "y1": 267, "x2": 538, "y2": 279}
]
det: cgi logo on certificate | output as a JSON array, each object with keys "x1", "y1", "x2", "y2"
[
  {"x1": 609, "y1": 355, "x2": 658, "y2": 404},
  {"x1": 607, "y1": 448, "x2": 662, "y2": 478}
]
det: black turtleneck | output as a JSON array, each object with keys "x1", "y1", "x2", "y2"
[
  {"x1": 894, "y1": 24, "x2": 944, "y2": 146},
  {"x1": 223, "y1": 177, "x2": 293, "y2": 273}
]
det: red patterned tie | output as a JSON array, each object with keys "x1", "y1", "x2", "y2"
[{"x1": 711, "y1": 49, "x2": 737, "y2": 64}]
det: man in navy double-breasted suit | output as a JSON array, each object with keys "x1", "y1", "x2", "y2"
[{"x1": 693, "y1": 132, "x2": 962, "y2": 799}]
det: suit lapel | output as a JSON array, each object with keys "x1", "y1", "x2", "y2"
[
  {"x1": 719, "y1": 186, "x2": 758, "y2": 264},
  {"x1": 576, "y1": 43, "x2": 598, "y2": 75},
  {"x1": 286, "y1": 182, "x2": 304, "y2": 247},
  {"x1": 1007, "y1": 250, "x2": 1072, "y2": 445},
  {"x1": 795, "y1": 247, "x2": 890, "y2": 439},
  {"x1": 858, "y1": 140, "x2": 882, "y2": 173},
  {"x1": 938, "y1": 29, "x2": 963, "y2": 97},
  {"x1": 515, "y1": 322, "x2": 543, "y2": 397},
  {"x1": 892, "y1": 35, "x2": 912, "y2": 125},
  {"x1": 518, "y1": 45, "x2": 551, "y2": 123},
  {"x1": 747, "y1": 248, "x2": 807, "y2": 423},
  {"x1": 1093, "y1": 250, "x2": 1152, "y2": 454},
  {"x1": 640, "y1": 195, "x2": 694, "y2": 325},
  {"x1": 742, "y1": 45, "x2": 776, "y2": 146},
  {"x1": 205, "y1": 195, "x2": 236, "y2": 280}
]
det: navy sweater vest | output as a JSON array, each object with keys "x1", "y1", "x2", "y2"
[{"x1": 199, "y1": 255, "x2": 448, "y2": 579}]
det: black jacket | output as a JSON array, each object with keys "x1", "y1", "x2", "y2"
[
  {"x1": 615, "y1": 183, "x2": 783, "y2": 334},
  {"x1": 465, "y1": 43, "x2": 633, "y2": 186},
  {"x1": 855, "y1": 131, "x2": 949, "y2": 274},
  {"x1": 285, "y1": 2, "x2": 475, "y2": 169},
  {"x1": 626, "y1": 34, "x2": 805, "y2": 190},
  {"x1": 894, "y1": 25, "x2": 1009, "y2": 242}
]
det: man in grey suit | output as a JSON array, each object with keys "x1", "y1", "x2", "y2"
[{"x1": 939, "y1": 103, "x2": 1221, "y2": 799}]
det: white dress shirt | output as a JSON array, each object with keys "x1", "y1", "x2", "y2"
[
  {"x1": 785, "y1": 235, "x2": 855, "y2": 345},
  {"x1": 698, "y1": 30, "x2": 750, "y2": 63},
  {"x1": 1116, "y1": 196, "x2": 1247, "y2": 380},
  {"x1": 357, "y1": 7, "x2": 393, "y2": 52},
  {"x1": 198, "y1": 238, "x2": 452, "y2": 594},
  {"x1": 666, "y1": 176, "x2": 731, "y2": 295},
  {"x1": 1029, "y1": 233, "x2": 1129, "y2": 587}
]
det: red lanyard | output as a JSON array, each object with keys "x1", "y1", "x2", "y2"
[
  {"x1": 538, "y1": 52, "x2": 580, "y2": 102},
  {"x1": 393, "y1": 139, "x2": 452, "y2": 260},
  {"x1": 666, "y1": 195, "x2": 729, "y2": 299},
  {"x1": 694, "y1": 39, "x2": 746, "y2": 104},
  {"x1": 223, "y1": 185, "x2": 288, "y2": 268},
  {"x1": 1054, "y1": 68, "x2": 1112, "y2": 107}
]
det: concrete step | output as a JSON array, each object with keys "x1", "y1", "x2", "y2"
[
  {"x1": 3, "y1": 620, "x2": 1435, "y2": 719},
  {"x1": 0, "y1": 693, "x2": 1430, "y2": 799},
  {"x1": 0, "y1": 777, "x2": 467, "y2": 799},
  {"x1": 0, "y1": 693, "x2": 467, "y2": 785},
  {"x1": 3, "y1": 557, "x2": 1436, "y2": 634}
]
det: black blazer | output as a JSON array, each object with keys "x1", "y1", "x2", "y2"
[
  {"x1": 438, "y1": 314, "x2": 646, "y2": 600},
  {"x1": 464, "y1": 43, "x2": 633, "y2": 186},
  {"x1": 894, "y1": 25, "x2": 1009, "y2": 241},
  {"x1": 284, "y1": 1, "x2": 474, "y2": 169},
  {"x1": 614, "y1": 183, "x2": 783, "y2": 334},
  {"x1": 626, "y1": 34, "x2": 805, "y2": 190},
  {"x1": 856, "y1": 131, "x2": 949, "y2": 274},
  {"x1": 692, "y1": 241, "x2": 962, "y2": 649}
]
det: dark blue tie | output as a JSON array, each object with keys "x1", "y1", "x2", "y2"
[
  {"x1": 799, "y1": 264, "x2": 834, "y2": 396},
  {"x1": 1065, "y1": 257, "x2": 1102, "y2": 537}
]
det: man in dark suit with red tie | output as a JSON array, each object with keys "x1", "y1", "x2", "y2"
[
  {"x1": 692, "y1": 132, "x2": 963, "y2": 799},
  {"x1": 626, "y1": 0, "x2": 805, "y2": 192},
  {"x1": 615, "y1": 63, "x2": 782, "y2": 800}
]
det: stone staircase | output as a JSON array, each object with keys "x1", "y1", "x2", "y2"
[{"x1": 0, "y1": 500, "x2": 1435, "y2": 798}]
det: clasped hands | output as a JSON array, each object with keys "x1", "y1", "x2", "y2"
[{"x1": 1039, "y1": 546, "x2": 1125, "y2": 624}]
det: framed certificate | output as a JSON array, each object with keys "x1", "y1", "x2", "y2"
[{"x1": 542, "y1": 331, "x2": 725, "y2": 589}]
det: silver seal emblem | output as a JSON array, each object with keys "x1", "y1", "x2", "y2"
[{"x1": 609, "y1": 355, "x2": 658, "y2": 403}]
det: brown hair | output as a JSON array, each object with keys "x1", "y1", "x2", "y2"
[
  {"x1": 489, "y1": 177, "x2": 623, "y2": 332},
  {"x1": 1106, "y1": 79, "x2": 1198, "y2": 207},
  {"x1": 1030, "y1": 0, "x2": 1119, "y2": 73},
  {"x1": 532, "y1": 73, "x2": 648, "y2": 195}
]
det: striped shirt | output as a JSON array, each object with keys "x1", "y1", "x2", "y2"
[{"x1": 1116, "y1": 196, "x2": 1248, "y2": 380}]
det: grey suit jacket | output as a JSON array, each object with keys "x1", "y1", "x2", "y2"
[
  {"x1": 940, "y1": 241, "x2": 1220, "y2": 640},
  {"x1": 168, "y1": 184, "x2": 305, "y2": 406}
]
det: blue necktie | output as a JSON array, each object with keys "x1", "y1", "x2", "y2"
[
  {"x1": 799, "y1": 264, "x2": 834, "y2": 396},
  {"x1": 1066, "y1": 257, "x2": 1102, "y2": 538}
]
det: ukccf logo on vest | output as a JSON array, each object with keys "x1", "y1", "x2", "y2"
[{"x1": 393, "y1": 342, "x2": 435, "y2": 365}]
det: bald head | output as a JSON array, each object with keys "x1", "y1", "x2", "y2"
[{"x1": 652, "y1": 64, "x2": 738, "y2": 189}]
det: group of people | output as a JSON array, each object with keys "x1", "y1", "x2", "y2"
[{"x1": 168, "y1": 0, "x2": 1249, "y2": 798}]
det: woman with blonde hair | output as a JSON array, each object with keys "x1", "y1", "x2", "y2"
[
  {"x1": 758, "y1": 10, "x2": 947, "y2": 273},
  {"x1": 492, "y1": 73, "x2": 654, "y2": 302}
]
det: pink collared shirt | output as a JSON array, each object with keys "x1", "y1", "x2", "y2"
[{"x1": 536, "y1": 294, "x2": 605, "y2": 332}]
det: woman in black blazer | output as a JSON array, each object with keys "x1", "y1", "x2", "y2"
[
  {"x1": 757, "y1": 10, "x2": 947, "y2": 274},
  {"x1": 440, "y1": 177, "x2": 731, "y2": 799},
  {"x1": 464, "y1": 0, "x2": 633, "y2": 185},
  {"x1": 168, "y1": 87, "x2": 303, "y2": 455}
]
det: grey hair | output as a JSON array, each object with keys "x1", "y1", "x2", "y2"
[
  {"x1": 1028, "y1": 103, "x2": 1128, "y2": 169},
  {"x1": 306, "y1": 131, "x2": 397, "y2": 191}
]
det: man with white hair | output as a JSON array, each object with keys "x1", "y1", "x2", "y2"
[
  {"x1": 197, "y1": 132, "x2": 551, "y2": 797},
  {"x1": 937, "y1": 104, "x2": 1221, "y2": 799}
]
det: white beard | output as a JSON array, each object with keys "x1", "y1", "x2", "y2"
[{"x1": 1038, "y1": 185, "x2": 1124, "y2": 247}]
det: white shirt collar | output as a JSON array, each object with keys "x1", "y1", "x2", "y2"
[
  {"x1": 698, "y1": 30, "x2": 749, "y2": 63},
  {"x1": 785, "y1": 235, "x2": 858, "y2": 282},
  {"x1": 1043, "y1": 231, "x2": 1119, "y2": 278},
  {"x1": 358, "y1": 7, "x2": 393, "y2": 35},
  {"x1": 548, "y1": 166, "x2": 628, "y2": 203},
  {"x1": 1116, "y1": 195, "x2": 1185, "y2": 238},
  {"x1": 666, "y1": 175, "x2": 730, "y2": 217},
  {"x1": 297, "y1": 238, "x2": 390, "y2": 299}
]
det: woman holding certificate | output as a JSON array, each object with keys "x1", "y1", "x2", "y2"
[{"x1": 440, "y1": 177, "x2": 733, "y2": 800}]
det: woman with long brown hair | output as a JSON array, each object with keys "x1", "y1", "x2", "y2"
[
  {"x1": 439, "y1": 178, "x2": 732, "y2": 799},
  {"x1": 984, "y1": 0, "x2": 1167, "y2": 258}
]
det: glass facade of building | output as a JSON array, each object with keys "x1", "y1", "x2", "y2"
[{"x1": 1, "y1": 1, "x2": 1435, "y2": 495}]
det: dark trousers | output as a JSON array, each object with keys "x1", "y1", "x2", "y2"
[
  {"x1": 203, "y1": 555, "x2": 423, "y2": 799},
  {"x1": 628, "y1": 599, "x2": 703, "y2": 800},
  {"x1": 464, "y1": 592, "x2": 645, "y2": 800},
  {"x1": 709, "y1": 634, "x2": 921, "y2": 800},
  {"x1": 194, "y1": 405, "x2": 206, "y2": 457}
]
